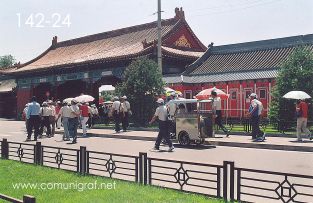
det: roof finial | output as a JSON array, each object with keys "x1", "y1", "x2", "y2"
[
  {"x1": 174, "y1": 7, "x2": 185, "y2": 19},
  {"x1": 52, "y1": 36, "x2": 58, "y2": 46},
  {"x1": 208, "y1": 42, "x2": 214, "y2": 48}
]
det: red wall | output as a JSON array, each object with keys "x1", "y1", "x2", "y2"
[{"x1": 17, "y1": 88, "x2": 32, "y2": 117}]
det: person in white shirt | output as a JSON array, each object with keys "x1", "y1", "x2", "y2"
[
  {"x1": 112, "y1": 96, "x2": 121, "y2": 133},
  {"x1": 120, "y1": 96, "x2": 131, "y2": 132},
  {"x1": 57, "y1": 102, "x2": 72, "y2": 141},
  {"x1": 39, "y1": 102, "x2": 52, "y2": 138},
  {"x1": 68, "y1": 99, "x2": 80, "y2": 144},
  {"x1": 167, "y1": 92, "x2": 177, "y2": 137},
  {"x1": 48, "y1": 101, "x2": 56, "y2": 137},
  {"x1": 149, "y1": 98, "x2": 174, "y2": 152},
  {"x1": 211, "y1": 91, "x2": 230, "y2": 137}
]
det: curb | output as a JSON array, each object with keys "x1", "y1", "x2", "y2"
[{"x1": 55, "y1": 131, "x2": 313, "y2": 152}]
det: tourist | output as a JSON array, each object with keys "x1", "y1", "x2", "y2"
[
  {"x1": 120, "y1": 96, "x2": 131, "y2": 132},
  {"x1": 39, "y1": 102, "x2": 52, "y2": 138},
  {"x1": 55, "y1": 101, "x2": 62, "y2": 129},
  {"x1": 48, "y1": 101, "x2": 56, "y2": 137},
  {"x1": 211, "y1": 91, "x2": 230, "y2": 137},
  {"x1": 23, "y1": 103, "x2": 29, "y2": 130},
  {"x1": 98, "y1": 104, "x2": 105, "y2": 124},
  {"x1": 246, "y1": 93, "x2": 266, "y2": 141},
  {"x1": 295, "y1": 99, "x2": 312, "y2": 142},
  {"x1": 91, "y1": 104, "x2": 99, "y2": 127},
  {"x1": 26, "y1": 96, "x2": 41, "y2": 141},
  {"x1": 87, "y1": 103, "x2": 93, "y2": 128},
  {"x1": 68, "y1": 99, "x2": 80, "y2": 144},
  {"x1": 149, "y1": 98, "x2": 174, "y2": 152},
  {"x1": 80, "y1": 102, "x2": 90, "y2": 137},
  {"x1": 112, "y1": 96, "x2": 121, "y2": 133},
  {"x1": 57, "y1": 101, "x2": 71, "y2": 141},
  {"x1": 167, "y1": 92, "x2": 177, "y2": 136}
]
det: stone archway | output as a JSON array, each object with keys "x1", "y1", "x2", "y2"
[
  {"x1": 56, "y1": 80, "x2": 88, "y2": 101},
  {"x1": 32, "y1": 82, "x2": 53, "y2": 105}
]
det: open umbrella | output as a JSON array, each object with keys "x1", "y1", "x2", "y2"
[
  {"x1": 196, "y1": 87, "x2": 229, "y2": 100},
  {"x1": 283, "y1": 91, "x2": 311, "y2": 100},
  {"x1": 63, "y1": 98, "x2": 74, "y2": 104},
  {"x1": 75, "y1": 94, "x2": 95, "y2": 103}
]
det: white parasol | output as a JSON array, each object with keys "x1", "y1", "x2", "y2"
[
  {"x1": 283, "y1": 91, "x2": 311, "y2": 100},
  {"x1": 75, "y1": 94, "x2": 95, "y2": 103}
]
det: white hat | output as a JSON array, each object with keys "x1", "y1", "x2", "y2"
[
  {"x1": 71, "y1": 99, "x2": 78, "y2": 104},
  {"x1": 122, "y1": 96, "x2": 127, "y2": 99},
  {"x1": 113, "y1": 96, "x2": 119, "y2": 101},
  {"x1": 156, "y1": 98, "x2": 164, "y2": 104},
  {"x1": 250, "y1": 93, "x2": 257, "y2": 98},
  {"x1": 170, "y1": 92, "x2": 176, "y2": 96}
]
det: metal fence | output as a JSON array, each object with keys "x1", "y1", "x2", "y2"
[{"x1": 1, "y1": 138, "x2": 312, "y2": 203}]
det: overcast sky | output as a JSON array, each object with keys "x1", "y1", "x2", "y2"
[{"x1": 1, "y1": 0, "x2": 313, "y2": 63}]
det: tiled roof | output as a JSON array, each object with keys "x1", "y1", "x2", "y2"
[
  {"x1": 8, "y1": 9, "x2": 204, "y2": 74},
  {"x1": 185, "y1": 34, "x2": 313, "y2": 75},
  {"x1": 163, "y1": 69, "x2": 278, "y2": 84}
]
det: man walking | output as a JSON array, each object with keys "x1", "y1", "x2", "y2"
[
  {"x1": 296, "y1": 99, "x2": 312, "y2": 142},
  {"x1": 68, "y1": 99, "x2": 80, "y2": 144},
  {"x1": 112, "y1": 96, "x2": 121, "y2": 133},
  {"x1": 211, "y1": 91, "x2": 230, "y2": 137},
  {"x1": 246, "y1": 93, "x2": 266, "y2": 141},
  {"x1": 57, "y1": 101, "x2": 72, "y2": 141},
  {"x1": 149, "y1": 98, "x2": 174, "y2": 152},
  {"x1": 167, "y1": 92, "x2": 177, "y2": 137},
  {"x1": 26, "y1": 96, "x2": 41, "y2": 141},
  {"x1": 39, "y1": 102, "x2": 52, "y2": 138},
  {"x1": 79, "y1": 102, "x2": 90, "y2": 137},
  {"x1": 120, "y1": 96, "x2": 130, "y2": 132}
]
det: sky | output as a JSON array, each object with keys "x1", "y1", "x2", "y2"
[{"x1": 0, "y1": 0, "x2": 313, "y2": 63}]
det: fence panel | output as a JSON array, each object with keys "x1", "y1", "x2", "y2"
[
  {"x1": 7, "y1": 142, "x2": 36, "y2": 164},
  {"x1": 86, "y1": 150, "x2": 138, "y2": 182}
]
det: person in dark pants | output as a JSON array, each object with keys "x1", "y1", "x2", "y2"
[
  {"x1": 211, "y1": 91, "x2": 230, "y2": 137},
  {"x1": 112, "y1": 96, "x2": 121, "y2": 133},
  {"x1": 39, "y1": 102, "x2": 52, "y2": 138},
  {"x1": 120, "y1": 96, "x2": 130, "y2": 132},
  {"x1": 246, "y1": 93, "x2": 266, "y2": 141},
  {"x1": 68, "y1": 99, "x2": 80, "y2": 144},
  {"x1": 26, "y1": 96, "x2": 41, "y2": 141},
  {"x1": 149, "y1": 98, "x2": 174, "y2": 152}
]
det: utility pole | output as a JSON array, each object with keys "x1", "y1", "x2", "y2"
[{"x1": 157, "y1": 0, "x2": 162, "y2": 72}]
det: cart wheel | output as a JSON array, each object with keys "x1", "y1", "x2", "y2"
[{"x1": 178, "y1": 131, "x2": 190, "y2": 146}]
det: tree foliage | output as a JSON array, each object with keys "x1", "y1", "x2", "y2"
[
  {"x1": 0, "y1": 55, "x2": 16, "y2": 69},
  {"x1": 116, "y1": 57, "x2": 164, "y2": 126},
  {"x1": 269, "y1": 47, "x2": 313, "y2": 122}
]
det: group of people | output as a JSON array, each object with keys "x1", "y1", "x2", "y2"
[{"x1": 111, "y1": 96, "x2": 131, "y2": 133}]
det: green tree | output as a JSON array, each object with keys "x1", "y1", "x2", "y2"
[
  {"x1": 116, "y1": 57, "x2": 164, "y2": 126},
  {"x1": 0, "y1": 55, "x2": 16, "y2": 69},
  {"x1": 269, "y1": 47, "x2": 313, "y2": 122}
]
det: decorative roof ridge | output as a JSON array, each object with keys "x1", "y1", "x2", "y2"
[
  {"x1": 187, "y1": 67, "x2": 279, "y2": 77},
  {"x1": 211, "y1": 34, "x2": 313, "y2": 54},
  {"x1": 56, "y1": 17, "x2": 179, "y2": 48}
]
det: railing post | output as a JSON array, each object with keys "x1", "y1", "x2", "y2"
[
  {"x1": 1, "y1": 138, "x2": 8, "y2": 159},
  {"x1": 223, "y1": 161, "x2": 228, "y2": 201},
  {"x1": 229, "y1": 162, "x2": 235, "y2": 202},
  {"x1": 34, "y1": 142, "x2": 42, "y2": 165},
  {"x1": 79, "y1": 146, "x2": 87, "y2": 174},
  {"x1": 23, "y1": 195, "x2": 36, "y2": 203},
  {"x1": 237, "y1": 169, "x2": 241, "y2": 201},
  {"x1": 139, "y1": 152, "x2": 147, "y2": 184}
]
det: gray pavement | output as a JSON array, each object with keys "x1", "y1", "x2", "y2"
[{"x1": 0, "y1": 119, "x2": 313, "y2": 176}]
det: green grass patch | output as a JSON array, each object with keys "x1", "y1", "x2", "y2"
[{"x1": 0, "y1": 159, "x2": 222, "y2": 203}]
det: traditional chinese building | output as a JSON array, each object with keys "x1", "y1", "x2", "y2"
[
  {"x1": 1, "y1": 8, "x2": 206, "y2": 118},
  {"x1": 164, "y1": 34, "x2": 313, "y2": 118}
]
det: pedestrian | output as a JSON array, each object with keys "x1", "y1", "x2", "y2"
[
  {"x1": 149, "y1": 98, "x2": 174, "y2": 152},
  {"x1": 23, "y1": 103, "x2": 29, "y2": 130},
  {"x1": 295, "y1": 99, "x2": 312, "y2": 142},
  {"x1": 120, "y1": 96, "x2": 131, "y2": 132},
  {"x1": 211, "y1": 91, "x2": 230, "y2": 137},
  {"x1": 112, "y1": 96, "x2": 121, "y2": 133},
  {"x1": 57, "y1": 101, "x2": 71, "y2": 141},
  {"x1": 39, "y1": 102, "x2": 52, "y2": 138},
  {"x1": 246, "y1": 93, "x2": 266, "y2": 141},
  {"x1": 26, "y1": 96, "x2": 41, "y2": 141},
  {"x1": 87, "y1": 103, "x2": 93, "y2": 128},
  {"x1": 167, "y1": 92, "x2": 177, "y2": 137},
  {"x1": 91, "y1": 104, "x2": 99, "y2": 126},
  {"x1": 55, "y1": 101, "x2": 62, "y2": 129},
  {"x1": 68, "y1": 99, "x2": 80, "y2": 144},
  {"x1": 80, "y1": 102, "x2": 90, "y2": 137},
  {"x1": 103, "y1": 104, "x2": 110, "y2": 125},
  {"x1": 98, "y1": 104, "x2": 105, "y2": 124},
  {"x1": 48, "y1": 101, "x2": 56, "y2": 137}
]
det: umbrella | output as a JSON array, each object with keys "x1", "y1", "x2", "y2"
[
  {"x1": 63, "y1": 98, "x2": 74, "y2": 104},
  {"x1": 283, "y1": 91, "x2": 311, "y2": 100},
  {"x1": 104, "y1": 101, "x2": 113, "y2": 104},
  {"x1": 75, "y1": 94, "x2": 95, "y2": 103},
  {"x1": 164, "y1": 87, "x2": 182, "y2": 97},
  {"x1": 196, "y1": 87, "x2": 229, "y2": 100}
]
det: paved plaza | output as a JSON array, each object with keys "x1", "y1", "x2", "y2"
[{"x1": 1, "y1": 119, "x2": 313, "y2": 176}]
